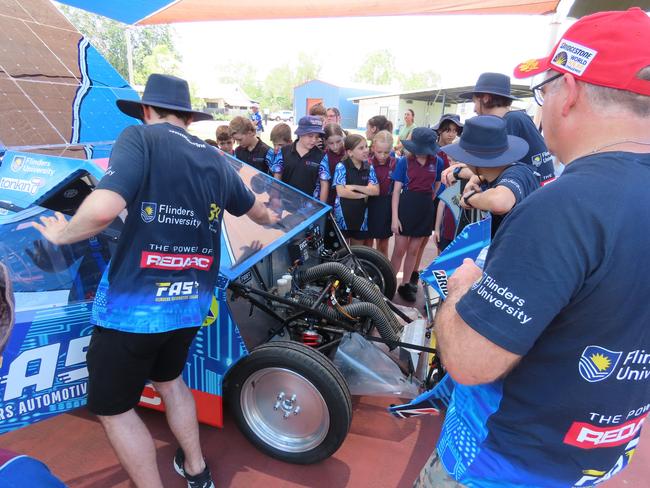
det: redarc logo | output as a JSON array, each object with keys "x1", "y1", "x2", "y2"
[
  {"x1": 140, "y1": 251, "x2": 212, "y2": 271},
  {"x1": 564, "y1": 414, "x2": 647, "y2": 449}
]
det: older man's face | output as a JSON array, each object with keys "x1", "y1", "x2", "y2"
[{"x1": 540, "y1": 73, "x2": 564, "y2": 157}]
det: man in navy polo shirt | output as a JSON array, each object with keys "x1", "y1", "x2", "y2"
[
  {"x1": 460, "y1": 72, "x2": 555, "y2": 184},
  {"x1": 271, "y1": 115, "x2": 325, "y2": 198},
  {"x1": 415, "y1": 9, "x2": 650, "y2": 487},
  {"x1": 33, "y1": 74, "x2": 277, "y2": 488}
]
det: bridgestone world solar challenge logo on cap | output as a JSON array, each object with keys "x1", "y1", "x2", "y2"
[{"x1": 551, "y1": 39, "x2": 598, "y2": 76}]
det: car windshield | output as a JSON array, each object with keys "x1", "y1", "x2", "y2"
[{"x1": 0, "y1": 214, "x2": 111, "y2": 311}]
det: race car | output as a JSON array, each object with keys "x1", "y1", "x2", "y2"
[{"x1": 0, "y1": 0, "x2": 443, "y2": 465}]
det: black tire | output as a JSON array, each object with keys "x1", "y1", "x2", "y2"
[
  {"x1": 347, "y1": 245, "x2": 397, "y2": 299},
  {"x1": 224, "y1": 341, "x2": 352, "y2": 464}
]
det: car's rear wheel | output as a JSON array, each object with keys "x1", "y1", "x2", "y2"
[
  {"x1": 337, "y1": 245, "x2": 397, "y2": 299},
  {"x1": 225, "y1": 341, "x2": 352, "y2": 464}
]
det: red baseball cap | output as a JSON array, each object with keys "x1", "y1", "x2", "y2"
[{"x1": 513, "y1": 8, "x2": 650, "y2": 96}]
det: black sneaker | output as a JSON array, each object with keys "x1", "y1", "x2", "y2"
[
  {"x1": 397, "y1": 283, "x2": 417, "y2": 302},
  {"x1": 173, "y1": 448, "x2": 215, "y2": 488},
  {"x1": 409, "y1": 271, "x2": 419, "y2": 285}
]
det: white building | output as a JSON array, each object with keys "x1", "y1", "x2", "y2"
[
  {"x1": 350, "y1": 84, "x2": 535, "y2": 131},
  {"x1": 195, "y1": 83, "x2": 257, "y2": 116}
]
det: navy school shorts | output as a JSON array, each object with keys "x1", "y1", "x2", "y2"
[{"x1": 86, "y1": 325, "x2": 200, "y2": 416}]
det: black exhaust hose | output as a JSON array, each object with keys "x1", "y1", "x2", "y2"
[
  {"x1": 297, "y1": 297, "x2": 399, "y2": 346},
  {"x1": 296, "y1": 262, "x2": 402, "y2": 335}
]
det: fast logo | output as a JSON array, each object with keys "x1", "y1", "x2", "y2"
[
  {"x1": 141, "y1": 251, "x2": 213, "y2": 271},
  {"x1": 141, "y1": 202, "x2": 157, "y2": 223},
  {"x1": 579, "y1": 345, "x2": 622, "y2": 383},
  {"x1": 564, "y1": 414, "x2": 647, "y2": 449},
  {"x1": 155, "y1": 281, "x2": 198, "y2": 302},
  {"x1": 573, "y1": 437, "x2": 640, "y2": 486}
]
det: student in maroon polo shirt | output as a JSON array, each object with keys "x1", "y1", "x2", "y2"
[
  {"x1": 410, "y1": 114, "x2": 464, "y2": 289},
  {"x1": 367, "y1": 130, "x2": 396, "y2": 257},
  {"x1": 390, "y1": 128, "x2": 442, "y2": 302}
]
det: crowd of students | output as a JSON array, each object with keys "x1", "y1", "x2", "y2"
[{"x1": 206, "y1": 81, "x2": 552, "y2": 302}]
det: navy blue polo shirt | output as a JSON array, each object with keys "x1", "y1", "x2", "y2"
[
  {"x1": 437, "y1": 152, "x2": 650, "y2": 487},
  {"x1": 235, "y1": 138, "x2": 271, "y2": 174},
  {"x1": 273, "y1": 141, "x2": 324, "y2": 198},
  {"x1": 504, "y1": 110, "x2": 555, "y2": 183},
  {"x1": 92, "y1": 123, "x2": 255, "y2": 333},
  {"x1": 486, "y1": 163, "x2": 540, "y2": 236}
]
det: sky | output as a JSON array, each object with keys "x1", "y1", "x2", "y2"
[{"x1": 173, "y1": 13, "x2": 575, "y2": 91}]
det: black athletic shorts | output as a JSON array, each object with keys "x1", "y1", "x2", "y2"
[{"x1": 86, "y1": 325, "x2": 200, "y2": 416}]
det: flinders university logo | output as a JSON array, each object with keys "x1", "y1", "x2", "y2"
[
  {"x1": 579, "y1": 345, "x2": 622, "y2": 383},
  {"x1": 141, "y1": 202, "x2": 157, "y2": 223},
  {"x1": 10, "y1": 156, "x2": 25, "y2": 172}
]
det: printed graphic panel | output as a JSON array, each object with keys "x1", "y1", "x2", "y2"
[{"x1": 0, "y1": 0, "x2": 140, "y2": 156}]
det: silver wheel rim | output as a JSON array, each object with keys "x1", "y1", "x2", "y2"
[{"x1": 240, "y1": 367, "x2": 330, "y2": 453}]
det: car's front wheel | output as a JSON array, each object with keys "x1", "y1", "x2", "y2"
[{"x1": 225, "y1": 341, "x2": 352, "y2": 464}]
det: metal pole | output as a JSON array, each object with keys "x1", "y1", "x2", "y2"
[{"x1": 125, "y1": 27, "x2": 134, "y2": 86}]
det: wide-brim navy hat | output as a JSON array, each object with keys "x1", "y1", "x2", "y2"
[
  {"x1": 441, "y1": 115, "x2": 528, "y2": 168},
  {"x1": 433, "y1": 114, "x2": 464, "y2": 134},
  {"x1": 295, "y1": 115, "x2": 325, "y2": 136},
  {"x1": 402, "y1": 127, "x2": 439, "y2": 156},
  {"x1": 459, "y1": 72, "x2": 519, "y2": 100},
  {"x1": 116, "y1": 73, "x2": 213, "y2": 122}
]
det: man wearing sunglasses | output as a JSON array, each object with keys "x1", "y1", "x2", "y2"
[{"x1": 415, "y1": 8, "x2": 650, "y2": 488}]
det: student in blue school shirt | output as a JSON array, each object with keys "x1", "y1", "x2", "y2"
[{"x1": 332, "y1": 134, "x2": 379, "y2": 245}]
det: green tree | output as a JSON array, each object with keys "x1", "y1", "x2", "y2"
[
  {"x1": 293, "y1": 52, "x2": 321, "y2": 85},
  {"x1": 136, "y1": 44, "x2": 182, "y2": 84},
  {"x1": 216, "y1": 53, "x2": 321, "y2": 111},
  {"x1": 263, "y1": 65, "x2": 294, "y2": 110},
  {"x1": 399, "y1": 70, "x2": 441, "y2": 91},
  {"x1": 57, "y1": 4, "x2": 180, "y2": 84},
  {"x1": 354, "y1": 49, "x2": 397, "y2": 86}
]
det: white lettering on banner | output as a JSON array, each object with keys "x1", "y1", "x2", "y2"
[
  {"x1": 0, "y1": 176, "x2": 43, "y2": 195},
  {"x1": 472, "y1": 273, "x2": 532, "y2": 325},
  {"x1": 4, "y1": 344, "x2": 60, "y2": 400},
  {"x1": 10, "y1": 155, "x2": 55, "y2": 176},
  {"x1": 2, "y1": 337, "x2": 90, "y2": 402}
]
